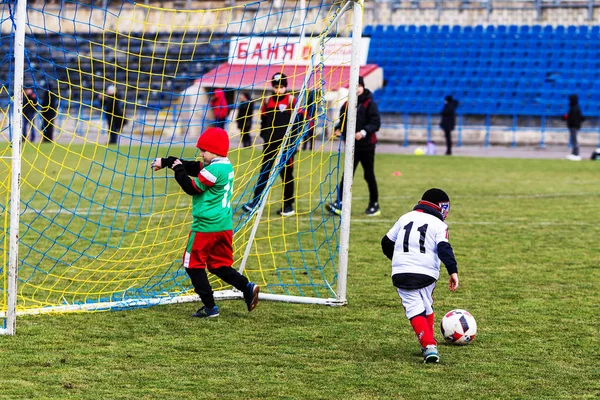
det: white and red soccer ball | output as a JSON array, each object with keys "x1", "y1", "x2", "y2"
[{"x1": 440, "y1": 309, "x2": 477, "y2": 345}]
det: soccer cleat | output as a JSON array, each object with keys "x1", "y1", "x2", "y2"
[
  {"x1": 276, "y1": 204, "x2": 295, "y2": 217},
  {"x1": 191, "y1": 305, "x2": 219, "y2": 318},
  {"x1": 325, "y1": 202, "x2": 342, "y2": 216},
  {"x1": 423, "y1": 345, "x2": 440, "y2": 364},
  {"x1": 244, "y1": 282, "x2": 260, "y2": 312},
  {"x1": 365, "y1": 202, "x2": 381, "y2": 217},
  {"x1": 566, "y1": 154, "x2": 582, "y2": 161}
]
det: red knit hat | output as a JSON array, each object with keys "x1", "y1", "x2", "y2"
[{"x1": 196, "y1": 127, "x2": 229, "y2": 156}]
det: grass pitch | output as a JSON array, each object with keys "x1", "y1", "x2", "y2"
[{"x1": 1, "y1": 150, "x2": 599, "y2": 399}]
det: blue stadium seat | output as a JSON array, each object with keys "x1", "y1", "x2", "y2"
[
  {"x1": 384, "y1": 25, "x2": 396, "y2": 35},
  {"x1": 365, "y1": 24, "x2": 600, "y2": 116}
]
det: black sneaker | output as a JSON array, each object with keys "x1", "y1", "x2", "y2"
[
  {"x1": 365, "y1": 202, "x2": 381, "y2": 217},
  {"x1": 191, "y1": 305, "x2": 219, "y2": 318},
  {"x1": 276, "y1": 204, "x2": 295, "y2": 217},
  {"x1": 243, "y1": 282, "x2": 260, "y2": 312}
]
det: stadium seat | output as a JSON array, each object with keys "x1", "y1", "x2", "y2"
[{"x1": 364, "y1": 24, "x2": 600, "y2": 116}]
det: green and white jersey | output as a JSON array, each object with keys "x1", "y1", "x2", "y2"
[{"x1": 190, "y1": 157, "x2": 234, "y2": 232}]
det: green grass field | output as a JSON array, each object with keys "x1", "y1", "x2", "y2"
[{"x1": 1, "y1": 150, "x2": 599, "y2": 399}]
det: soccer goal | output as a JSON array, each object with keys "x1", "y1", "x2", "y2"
[{"x1": 0, "y1": 0, "x2": 366, "y2": 334}]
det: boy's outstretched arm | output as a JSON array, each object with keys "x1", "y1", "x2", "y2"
[
  {"x1": 152, "y1": 157, "x2": 201, "y2": 176},
  {"x1": 172, "y1": 160, "x2": 203, "y2": 196},
  {"x1": 381, "y1": 235, "x2": 395, "y2": 261},
  {"x1": 180, "y1": 159, "x2": 202, "y2": 176}
]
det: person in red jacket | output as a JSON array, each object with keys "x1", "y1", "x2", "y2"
[
  {"x1": 242, "y1": 73, "x2": 300, "y2": 217},
  {"x1": 209, "y1": 88, "x2": 229, "y2": 129}
]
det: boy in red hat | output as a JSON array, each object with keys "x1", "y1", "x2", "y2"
[{"x1": 151, "y1": 127, "x2": 259, "y2": 318}]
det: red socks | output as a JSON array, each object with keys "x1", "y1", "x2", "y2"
[
  {"x1": 426, "y1": 313, "x2": 435, "y2": 337},
  {"x1": 410, "y1": 314, "x2": 436, "y2": 348}
]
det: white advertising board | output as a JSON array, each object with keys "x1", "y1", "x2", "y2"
[{"x1": 229, "y1": 36, "x2": 370, "y2": 66}]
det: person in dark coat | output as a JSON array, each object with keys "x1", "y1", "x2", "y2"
[
  {"x1": 102, "y1": 85, "x2": 126, "y2": 145},
  {"x1": 236, "y1": 92, "x2": 253, "y2": 148},
  {"x1": 41, "y1": 81, "x2": 59, "y2": 142},
  {"x1": 440, "y1": 95, "x2": 459, "y2": 156},
  {"x1": 22, "y1": 88, "x2": 38, "y2": 141},
  {"x1": 327, "y1": 76, "x2": 382, "y2": 217},
  {"x1": 562, "y1": 94, "x2": 585, "y2": 161}
]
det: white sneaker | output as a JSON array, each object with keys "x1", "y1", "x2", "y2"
[{"x1": 566, "y1": 154, "x2": 582, "y2": 161}]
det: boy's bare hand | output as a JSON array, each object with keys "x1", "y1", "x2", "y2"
[
  {"x1": 151, "y1": 158, "x2": 163, "y2": 171},
  {"x1": 333, "y1": 129, "x2": 341, "y2": 137},
  {"x1": 448, "y1": 273, "x2": 459, "y2": 292},
  {"x1": 354, "y1": 132, "x2": 363, "y2": 141}
]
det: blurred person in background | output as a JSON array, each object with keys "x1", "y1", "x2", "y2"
[
  {"x1": 563, "y1": 94, "x2": 585, "y2": 161},
  {"x1": 209, "y1": 87, "x2": 229, "y2": 129},
  {"x1": 440, "y1": 95, "x2": 459, "y2": 156},
  {"x1": 41, "y1": 80, "x2": 59, "y2": 142},
  {"x1": 101, "y1": 85, "x2": 126, "y2": 145},
  {"x1": 236, "y1": 91, "x2": 254, "y2": 148},
  {"x1": 22, "y1": 88, "x2": 38, "y2": 141}
]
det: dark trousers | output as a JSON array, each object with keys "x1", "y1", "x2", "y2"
[
  {"x1": 108, "y1": 120, "x2": 122, "y2": 144},
  {"x1": 109, "y1": 131, "x2": 119, "y2": 144},
  {"x1": 302, "y1": 127, "x2": 315, "y2": 150},
  {"x1": 22, "y1": 111, "x2": 36, "y2": 141},
  {"x1": 337, "y1": 148, "x2": 378, "y2": 205},
  {"x1": 42, "y1": 111, "x2": 57, "y2": 142},
  {"x1": 569, "y1": 128, "x2": 579, "y2": 156},
  {"x1": 443, "y1": 128, "x2": 453, "y2": 155},
  {"x1": 250, "y1": 145, "x2": 295, "y2": 207},
  {"x1": 240, "y1": 130, "x2": 252, "y2": 147},
  {"x1": 186, "y1": 267, "x2": 249, "y2": 309}
]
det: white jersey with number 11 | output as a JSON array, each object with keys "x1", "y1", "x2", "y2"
[{"x1": 385, "y1": 210, "x2": 449, "y2": 280}]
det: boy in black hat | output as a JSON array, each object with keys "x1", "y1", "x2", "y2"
[{"x1": 381, "y1": 188, "x2": 460, "y2": 363}]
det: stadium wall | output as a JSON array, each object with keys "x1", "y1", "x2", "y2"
[{"x1": 366, "y1": 1, "x2": 600, "y2": 26}]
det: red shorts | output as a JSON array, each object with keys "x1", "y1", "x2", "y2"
[{"x1": 183, "y1": 230, "x2": 233, "y2": 270}]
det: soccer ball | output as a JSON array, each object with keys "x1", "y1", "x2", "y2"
[
  {"x1": 414, "y1": 147, "x2": 425, "y2": 156},
  {"x1": 440, "y1": 309, "x2": 477, "y2": 345}
]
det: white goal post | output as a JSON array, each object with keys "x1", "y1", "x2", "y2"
[{"x1": 2, "y1": 0, "x2": 365, "y2": 335}]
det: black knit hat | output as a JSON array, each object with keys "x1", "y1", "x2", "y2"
[
  {"x1": 422, "y1": 188, "x2": 450, "y2": 204},
  {"x1": 421, "y1": 188, "x2": 450, "y2": 219},
  {"x1": 271, "y1": 73, "x2": 288, "y2": 88}
]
